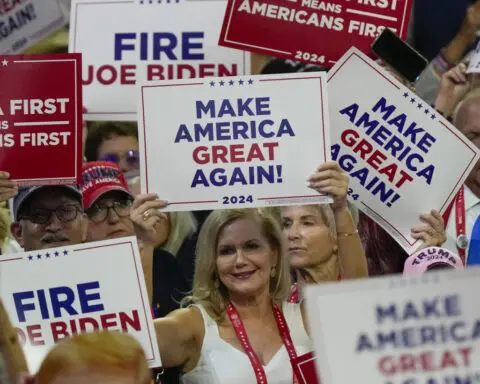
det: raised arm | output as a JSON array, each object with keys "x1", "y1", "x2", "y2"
[
  {"x1": 308, "y1": 162, "x2": 368, "y2": 279},
  {"x1": 154, "y1": 306, "x2": 204, "y2": 369}
]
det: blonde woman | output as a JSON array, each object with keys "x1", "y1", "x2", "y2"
[
  {"x1": 132, "y1": 207, "x2": 313, "y2": 383},
  {"x1": 279, "y1": 162, "x2": 368, "y2": 302},
  {"x1": 0, "y1": 206, "x2": 11, "y2": 254}
]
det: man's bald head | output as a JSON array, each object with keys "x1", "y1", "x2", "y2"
[
  {"x1": 455, "y1": 95, "x2": 480, "y2": 145},
  {"x1": 455, "y1": 94, "x2": 480, "y2": 198}
]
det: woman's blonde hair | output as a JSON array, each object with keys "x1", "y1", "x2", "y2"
[
  {"x1": 0, "y1": 207, "x2": 11, "y2": 252},
  {"x1": 35, "y1": 331, "x2": 151, "y2": 384},
  {"x1": 185, "y1": 209, "x2": 292, "y2": 321},
  {"x1": 162, "y1": 211, "x2": 198, "y2": 256}
]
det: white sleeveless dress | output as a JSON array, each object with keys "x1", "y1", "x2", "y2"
[{"x1": 181, "y1": 302, "x2": 312, "y2": 384}]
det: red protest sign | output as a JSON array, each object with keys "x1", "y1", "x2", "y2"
[
  {"x1": 219, "y1": 0, "x2": 413, "y2": 67},
  {"x1": 292, "y1": 352, "x2": 320, "y2": 384},
  {"x1": 0, "y1": 54, "x2": 82, "y2": 186}
]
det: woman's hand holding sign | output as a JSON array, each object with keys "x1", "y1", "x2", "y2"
[
  {"x1": 307, "y1": 161, "x2": 349, "y2": 212},
  {"x1": 0, "y1": 172, "x2": 18, "y2": 203},
  {"x1": 411, "y1": 210, "x2": 446, "y2": 250},
  {"x1": 130, "y1": 193, "x2": 169, "y2": 247},
  {"x1": 435, "y1": 62, "x2": 472, "y2": 117}
]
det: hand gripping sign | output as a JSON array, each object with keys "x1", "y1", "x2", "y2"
[
  {"x1": 0, "y1": 237, "x2": 161, "y2": 373},
  {"x1": 219, "y1": 0, "x2": 413, "y2": 67},
  {"x1": 0, "y1": 53, "x2": 83, "y2": 186},
  {"x1": 0, "y1": 0, "x2": 69, "y2": 54},
  {"x1": 70, "y1": 0, "x2": 250, "y2": 121},
  {"x1": 327, "y1": 48, "x2": 479, "y2": 253},
  {"x1": 304, "y1": 267, "x2": 480, "y2": 384},
  {"x1": 137, "y1": 72, "x2": 332, "y2": 211}
]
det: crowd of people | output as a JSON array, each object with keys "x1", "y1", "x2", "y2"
[{"x1": 1, "y1": 1, "x2": 480, "y2": 383}]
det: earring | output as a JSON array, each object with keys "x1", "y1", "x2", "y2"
[{"x1": 270, "y1": 267, "x2": 277, "y2": 278}]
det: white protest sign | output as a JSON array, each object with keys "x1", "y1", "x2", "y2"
[
  {"x1": 0, "y1": 237, "x2": 161, "y2": 373},
  {"x1": 70, "y1": 0, "x2": 250, "y2": 121},
  {"x1": 304, "y1": 267, "x2": 480, "y2": 384},
  {"x1": 0, "y1": 0, "x2": 68, "y2": 54},
  {"x1": 328, "y1": 47, "x2": 479, "y2": 253},
  {"x1": 138, "y1": 73, "x2": 332, "y2": 212},
  {"x1": 467, "y1": 41, "x2": 480, "y2": 74}
]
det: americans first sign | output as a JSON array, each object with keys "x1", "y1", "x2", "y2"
[
  {"x1": 0, "y1": 54, "x2": 82, "y2": 186},
  {"x1": 219, "y1": 0, "x2": 413, "y2": 66}
]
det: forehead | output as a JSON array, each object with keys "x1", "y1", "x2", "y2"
[
  {"x1": 457, "y1": 98, "x2": 480, "y2": 134},
  {"x1": 93, "y1": 190, "x2": 131, "y2": 205},
  {"x1": 99, "y1": 135, "x2": 138, "y2": 152},
  {"x1": 27, "y1": 188, "x2": 80, "y2": 208},
  {"x1": 217, "y1": 217, "x2": 266, "y2": 244},
  {"x1": 281, "y1": 205, "x2": 322, "y2": 218}
]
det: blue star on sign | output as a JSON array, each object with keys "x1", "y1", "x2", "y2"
[
  {"x1": 63, "y1": 250, "x2": 69, "y2": 256},
  {"x1": 54, "y1": 251, "x2": 60, "y2": 257},
  {"x1": 248, "y1": 79, "x2": 254, "y2": 85},
  {"x1": 46, "y1": 253, "x2": 51, "y2": 258},
  {"x1": 219, "y1": 80, "x2": 225, "y2": 86},
  {"x1": 37, "y1": 254, "x2": 41, "y2": 260},
  {"x1": 209, "y1": 81, "x2": 215, "y2": 87},
  {"x1": 403, "y1": 92, "x2": 408, "y2": 98},
  {"x1": 417, "y1": 103, "x2": 422, "y2": 109},
  {"x1": 410, "y1": 97, "x2": 415, "y2": 103},
  {"x1": 424, "y1": 108, "x2": 429, "y2": 114},
  {"x1": 28, "y1": 255, "x2": 33, "y2": 261},
  {"x1": 238, "y1": 79, "x2": 244, "y2": 85},
  {"x1": 430, "y1": 114, "x2": 435, "y2": 120},
  {"x1": 229, "y1": 79, "x2": 234, "y2": 86}
]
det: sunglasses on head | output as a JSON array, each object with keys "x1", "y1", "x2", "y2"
[{"x1": 99, "y1": 150, "x2": 139, "y2": 166}]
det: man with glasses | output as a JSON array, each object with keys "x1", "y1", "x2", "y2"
[{"x1": 11, "y1": 186, "x2": 87, "y2": 252}]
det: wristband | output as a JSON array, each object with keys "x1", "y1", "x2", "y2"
[
  {"x1": 433, "y1": 49, "x2": 455, "y2": 75},
  {"x1": 434, "y1": 108, "x2": 454, "y2": 123}
]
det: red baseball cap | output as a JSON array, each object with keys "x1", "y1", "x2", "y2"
[
  {"x1": 403, "y1": 247, "x2": 464, "y2": 276},
  {"x1": 81, "y1": 161, "x2": 132, "y2": 209}
]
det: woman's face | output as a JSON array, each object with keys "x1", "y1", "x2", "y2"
[
  {"x1": 281, "y1": 205, "x2": 333, "y2": 269},
  {"x1": 216, "y1": 217, "x2": 277, "y2": 300}
]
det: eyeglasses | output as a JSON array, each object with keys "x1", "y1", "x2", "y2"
[
  {"x1": 86, "y1": 199, "x2": 133, "y2": 223},
  {"x1": 99, "y1": 150, "x2": 139, "y2": 167},
  {"x1": 20, "y1": 205, "x2": 81, "y2": 225}
]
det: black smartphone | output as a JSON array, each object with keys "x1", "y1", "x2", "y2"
[{"x1": 371, "y1": 28, "x2": 428, "y2": 83}]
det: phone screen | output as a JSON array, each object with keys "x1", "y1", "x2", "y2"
[{"x1": 371, "y1": 29, "x2": 428, "y2": 83}]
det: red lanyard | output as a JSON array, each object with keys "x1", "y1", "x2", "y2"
[
  {"x1": 226, "y1": 302, "x2": 299, "y2": 384},
  {"x1": 288, "y1": 285, "x2": 299, "y2": 304},
  {"x1": 454, "y1": 186, "x2": 467, "y2": 265}
]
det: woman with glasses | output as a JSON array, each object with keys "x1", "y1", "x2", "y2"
[
  {"x1": 85, "y1": 122, "x2": 140, "y2": 174},
  {"x1": 81, "y1": 161, "x2": 188, "y2": 384}
]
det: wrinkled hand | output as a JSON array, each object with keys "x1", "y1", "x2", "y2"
[
  {"x1": 307, "y1": 161, "x2": 348, "y2": 211},
  {"x1": 411, "y1": 210, "x2": 446, "y2": 249},
  {"x1": 0, "y1": 172, "x2": 18, "y2": 203},
  {"x1": 130, "y1": 193, "x2": 169, "y2": 247},
  {"x1": 437, "y1": 62, "x2": 472, "y2": 110}
]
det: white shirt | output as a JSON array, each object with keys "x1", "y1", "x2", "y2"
[
  {"x1": 182, "y1": 302, "x2": 312, "y2": 384},
  {"x1": 444, "y1": 186, "x2": 480, "y2": 259}
]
